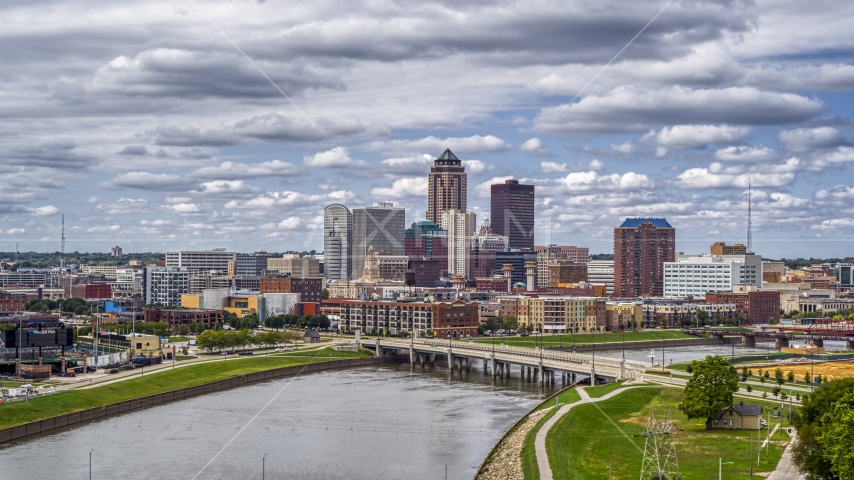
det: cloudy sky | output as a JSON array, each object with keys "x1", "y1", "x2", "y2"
[{"x1": 2, "y1": 0, "x2": 853, "y2": 257}]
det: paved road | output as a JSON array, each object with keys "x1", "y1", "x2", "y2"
[
  {"x1": 534, "y1": 385, "x2": 638, "y2": 480},
  {"x1": 767, "y1": 431, "x2": 804, "y2": 480}
]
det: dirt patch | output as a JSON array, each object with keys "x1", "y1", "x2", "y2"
[{"x1": 779, "y1": 361, "x2": 854, "y2": 381}]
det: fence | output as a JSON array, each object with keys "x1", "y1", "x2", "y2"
[{"x1": 0, "y1": 355, "x2": 405, "y2": 444}]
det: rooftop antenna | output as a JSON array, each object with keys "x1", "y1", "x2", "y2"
[
  {"x1": 747, "y1": 178, "x2": 753, "y2": 254},
  {"x1": 15, "y1": 242, "x2": 18, "y2": 263},
  {"x1": 60, "y1": 214, "x2": 65, "y2": 295}
]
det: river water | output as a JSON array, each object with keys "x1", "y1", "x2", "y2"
[{"x1": 0, "y1": 342, "x2": 805, "y2": 479}]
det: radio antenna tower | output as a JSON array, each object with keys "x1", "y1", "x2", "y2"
[
  {"x1": 61, "y1": 214, "x2": 65, "y2": 269},
  {"x1": 639, "y1": 408, "x2": 681, "y2": 480},
  {"x1": 747, "y1": 178, "x2": 753, "y2": 254}
]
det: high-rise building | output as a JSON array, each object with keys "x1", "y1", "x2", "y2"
[
  {"x1": 324, "y1": 204, "x2": 353, "y2": 281},
  {"x1": 405, "y1": 221, "x2": 448, "y2": 276},
  {"x1": 427, "y1": 149, "x2": 467, "y2": 224},
  {"x1": 710, "y1": 242, "x2": 748, "y2": 255},
  {"x1": 351, "y1": 202, "x2": 405, "y2": 281},
  {"x1": 491, "y1": 179, "x2": 535, "y2": 249},
  {"x1": 664, "y1": 252, "x2": 762, "y2": 298},
  {"x1": 547, "y1": 261, "x2": 588, "y2": 287},
  {"x1": 165, "y1": 249, "x2": 236, "y2": 277},
  {"x1": 614, "y1": 218, "x2": 675, "y2": 298},
  {"x1": 143, "y1": 266, "x2": 189, "y2": 307},
  {"x1": 469, "y1": 218, "x2": 509, "y2": 279},
  {"x1": 440, "y1": 209, "x2": 476, "y2": 278},
  {"x1": 236, "y1": 251, "x2": 276, "y2": 276},
  {"x1": 110, "y1": 246, "x2": 122, "y2": 258}
]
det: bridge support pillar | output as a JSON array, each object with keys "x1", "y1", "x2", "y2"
[
  {"x1": 483, "y1": 358, "x2": 488, "y2": 372},
  {"x1": 813, "y1": 339, "x2": 824, "y2": 348},
  {"x1": 620, "y1": 359, "x2": 626, "y2": 380},
  {"x1": 409, "y1": 346, "x2": 415, "y2": 366},
  {"x1": 506, "y1": 364, "x2": 511, "y2": 378},
  {"x1": 447, "y1": 349, "x2": 454, "y2": 372},
  {"x1": 538, "y1": 361, "x2": 544, "y2": 387},
  {"x1": 375, "y1": 339, "x2": 382, "y2": 357},
  {"x1": 775, "y1": 338, "x2": 790, "y2": 349},
  {"x1": 846, "y1": 340, "x2": 853, "y2": 350},
  {"x1": 467, "y1": 358, "x2": 472, "y2": 372},
  {"x1": 429, "y1": 353, "x2": 436, "y2": 366},
  {"x1": 590, "y1": 368, "x2": 596, "y2": 386},
  {"x1": 742, "y1": 336, "x2": 756, "y2": 347},
  {"x1": 61, "y1": 356, "x2": 66, "y2": 373},
  {"x1": 491, "y1": 355, "x2": 497, "y2": 378}
]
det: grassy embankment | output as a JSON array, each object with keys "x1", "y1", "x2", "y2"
[
  {"x1": 544, "y1": 386, "x2": 789, "y2": 480},
  {"x1": 0, "y1": 347, "x2": 369, "y2": 430},
  {"x1": 473, "y1": 330, "x2": 697, "y2": 348}
]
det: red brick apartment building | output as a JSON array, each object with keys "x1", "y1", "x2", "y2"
[
  {"x1": 705, "y1": 290, "x2": 780, "y2": 323},
  {"x1": 338, "y1": 299, "x2": 479, "y2": 338},
  {"x1": 143, "y1": 308, "x2": 224, "y2": 329},
  {"x1": 614, "y1": 218, "x2": 675, "y2": 297},
  {"x1": 260, "y1": 276, "x2": 323, "y2": 303}
]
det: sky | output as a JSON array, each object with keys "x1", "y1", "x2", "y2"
[{"x1": 1, "y1": 0, "x2": 853, "y2": 258}]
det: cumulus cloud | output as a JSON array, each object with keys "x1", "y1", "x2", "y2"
[
  {"x1": 714, "y1": 146, "x2": 776, "y2": 162},
  {"x1": 815, "y1": 185, "x2": 854, "y2": 200},
  {"x1": 372, "y1": 135, "x2": 511, "y2": 155},
  {"x1": 278, "y1": 217, "x2": 303, "y2": 229},
  {"x1": 101, "y1": 172, "x2": 195, "y2": 191},
  {"x1": 225, "y1": 190, "x2": 356, "y2": 209},
  {"x1": 553, "y1": 171, "x2": 653, "y2": 193},
  {"x1": 95, "y1": 198, "x2": 150, "y2": 215},
  {"x1": 5, "y1": 140, "x2": 98, "y2": 171},
  {"x1": 304, "y1": 147, "x2": 368, "y2": 168},
  {"x1": 30, "y1": 205, "x2": 59, "y2": 216},
  {"x1": 370, "y1": 177, "x2": 428, "y2": 199},
  {"x1": 168, "y1": 203, "x2": 200, "y2": 213},
  {"x1": 645, "y1": 124, "x2": 751, "y2": 149},
  {"x1": 475, "y1": 176, "x2": 515, "y2": 198},
  {"x1": 815, "y1": 146, "x2": 854, "y2": 163},
  {"x1": 116, "y1": 145, "x2": 149, "y2": 156},
  {"x1": 675, "y1": 163, "x2": 795, "y2": 189},
  {"x1": 541, "y1": 159, "x2": 604, "y2": 173},
  {"x1": 190, "y1": 160, "x2": 301, "y2": 179},
  {"x1": 378, "y1": 154, "x2": 434, "y2": 176},
  {"x1": 778, "y1": 127, "x2": 843, "y2": 151},
  {"x1": 462, "y1": 159, "x2": 491, "y2": 175}
]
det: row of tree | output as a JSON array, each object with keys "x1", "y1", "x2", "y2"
[
  {"x1": 265, "y1": 314, "x2": 331, "y2": 330},
  {"x1": 195, "y1": 329, "x2": 300, "y2": 352}
]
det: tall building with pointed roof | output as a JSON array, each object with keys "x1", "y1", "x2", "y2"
[{"x1": 427, "y1": 149, "x2": 467, "y2": 223}]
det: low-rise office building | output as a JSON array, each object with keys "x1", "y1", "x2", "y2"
[
  {"x1": 143, "y1": 307, "x2": 224, "y2": 329},
  {"x1": 605, "y1": 301, "x2": 643, "y2": 331},
  {"x1": 498, "y1": 295, "x2": 606, "y2": 333}
]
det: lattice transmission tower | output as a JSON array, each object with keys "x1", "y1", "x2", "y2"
[{"x1": 639, "y1": 408, "x2": 681, "y2": 480}]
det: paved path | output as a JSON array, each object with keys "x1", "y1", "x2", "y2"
[
  {"x1": 534, "y1": 386, "x2": 637, "y2": 480},
  {"x1": 767, "y1": 430, "x2": 804, "y2": 480},
  {"x1": 644, "y1": 374, "x2": 802, "y2": 404}
]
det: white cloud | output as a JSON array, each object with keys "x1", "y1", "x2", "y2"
[
  {"x1": 87, "y1": 225, "x2": 121, "y2": 232},
  {"x1": 541, "y1": 159, "x2": 604, "y2": 173},
  {"x1": 778, "y1": 127, "x2": 842, "y2": 151},
  {"x1": 815, "y1": 185, "x2": 854, "y2": 200},
  {"x1": 520, "y1": 138, "x2": 543, "y2": 152},
  {"x1": 31, "y1": 205, "x2": 59, "y2": 216},
  {"x1": 101, "y1": 172, "x2": 193, "y2": 191},
  {"x1": 647, "y1": 124, "x2": 751, "y2": 149},
  {"x1": 95, "y1": 198, "x2": 150, "y2": 215},
  {"x1": 140, "y1": 219, "x2": 172, "y2": 226},
  {"x1": 278, "y1": 217, "x2": 303, "y2": 229},
  {"x1": 816, "y1": 146, "x2": 854, "y2": 163},
  {"x1": 225, "y1": 190, "x2": 356, "y2": 209},
  {"x1": 5, "y1": 228, "x2": 26, "y2": 234},
  {"x1": 675, "y1": 163, "x2": 795, "y2": 189},
  {"x1": 554, "y1": 171, "x2": 653, "y2": 193},
  {"x1": 304, "y1": 147, "x2": 367, "y2": 168},
  {"x1": 370, "y1": 177, "x2": 428, "y2": 199},
  {"x1": 169, "y1": 203, "x2": 200, "y2": 213},
  {"x1": 462, "y1": 159, "x2": 490, "y2": 175},
  {"x1": 196, "y1": 180, "x2": 259, "y2": 197},
  {"x1": 811, "y1": 218, "x2": 854, "y2": 230},
  {"x1": 714, "y1": 146, "x2": 776, "y2": 162},
  {"x1": 611, "y1": 142, "x2": 633, "y2": 153},
  {"x1": 475, "y1": 176, "x2": 515, "y2": 198},
  {"x1": 373, "y1": 135, "x2": 511, "y2": 154},
  {"x1": 190, "y1": 160, "x2": 301, "y2": 179}
]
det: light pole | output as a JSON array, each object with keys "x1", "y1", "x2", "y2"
[
  {"x1": 262, "y1": 453, "x2": 267, "y2": 480},
  {"x1": 719, "y1": 458, "x2": 733, "y2": 480},
  {"x1": 89, "y1": 449, "x2": 94, "y2": 480},
  {"x1": 621, "y1": 327, "x2": 625, "y2": 360}
]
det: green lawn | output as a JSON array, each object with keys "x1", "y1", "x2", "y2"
[
  {"x1": 167, "y1": 336, "x2": 193, "y2": 343},
  {"x1": 544, "y1": 386, "x2": 788, "y2": 480},
  {"x1": 584, "y1": 381, "x2": 628, "y2": 399},
  {"x1": 0, "y1": 347, "x2": 369, "y2": 429},
  {"x1": 175, "y1": 355, "x2": 197, "y2": 361},
  {"x1": 473, "y1": 330, "x2": 697, "y2": 348}
]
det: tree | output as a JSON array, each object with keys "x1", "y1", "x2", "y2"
[
  {"x1": 764, "y1": 370, "x2": 771, "y2": 380},
  {"x1": 677, "y1": 356, "x2": 739, "y2": 422},
  {"x1": 321, "y1": 288, "x2": 330, "y2": 300},
  {"x1": 793, "y1": 379, "x2": 854, "y2": 479},
  {"x1": 746, "y1": 384, "x2": 753, "y2": 393},
  {"x1": 768, "y1": 317, "x2": 777, "y2": 325},
  {"x1": 502, "y1": 315, "x2": 519, "y2": 331},
  {"x1": 803, "y1": 371, "x2": 811, "y2": 384},
  {"x1": 787, "y1": 370, "x2": 795, "y2": 383},
  {"x1": 178, "y1": 324, "x2": 190, "y2": 336},
  {"x1": 775, "y1": 367, "x2": 785, "y2": 385},
  {"x1": 697, "y1": 308, "x2": 709, "y2": 326}
]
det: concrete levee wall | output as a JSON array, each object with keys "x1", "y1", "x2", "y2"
[{"x1": 0, "y1": 355, "x2": 406, "y2": 444}]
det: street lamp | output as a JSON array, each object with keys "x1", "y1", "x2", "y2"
[
  {"x1": 621, "y1": 326, "x2": 625, "y2": 360},
  {"x1": 263, "y1": 453, "x2": 267, "y2": 480},
  {"x1": 89, "y1": 449, "x2": 94, "y2": 480},
  {"x1": 719, "y1": 458, "x2": 733, "y2": 480}
]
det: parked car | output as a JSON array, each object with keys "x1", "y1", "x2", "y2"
[
  {"x1": 238, "y1": 351, "x2": 254, "y2": 356},
  {"x1": 57, "y1": 372, "x2": 76, "y2": 377},
  {"x1": 760, "y1": 419, "x2": 767, "y2": 427},
  {"x1": 520, "y1": 333, "x2": 529, "y2": 337}
]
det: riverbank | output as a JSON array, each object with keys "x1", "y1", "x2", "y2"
[{"x1": 0, "y1": 347, "x2": 382, "y2": 443}]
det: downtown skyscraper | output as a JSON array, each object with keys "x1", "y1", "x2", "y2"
[
  {"x1": 351, "y1": 202, "x2": 405, "y2": 280},
  {"x1": 490, "y1": 179, "x2": 535, "y2": 249},
  {"x1": 324, "y1": 204, "x2": 353, "y2": 281},
  {"x1": 613, "y1": 218, "x2": 676, "y2": 298},
  {"x1": 426, "y1": 149, "x2": 467, "y2": 224}
]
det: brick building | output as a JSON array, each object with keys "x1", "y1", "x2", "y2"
[
  {"x1": 547, "y1": 261, "x2": 588, "y2": 287},
  {"x1": 259, "y1": 276, "x2": 323, "y2": 303},
  {"x1": 0, "y1": 292, "x2": 27, "y2": 313},
  {"x1": 705, "y1": 290, "x2": 780, "y2": 324},
  {"x1": 68, "y1": 283, "x2": 112, "y2": 300},
  {"x1": 143, "y1": 308, "x2": 224, "y2": 329},
  {"x1": 498, "y1": 296, "x2": 606, "y2": 333},
  {"x1": 614, "y1": 218, "x2": 675, "y2": 297},
  {"x1": 408, "y1": 259, "x2": 441, "y2": 287},
  {"x1": 338, "y1": 299, "x2": 479, "y2": 338}
]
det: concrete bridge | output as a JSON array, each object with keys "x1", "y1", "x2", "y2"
[
  {"x1": 360, "y1": 338, "x2": 647, "y2": 386},
  {"x1": 682, "y1": 328, "x2": 854, "y2": 350}
]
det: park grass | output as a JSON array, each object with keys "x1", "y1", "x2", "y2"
[
  {"x1": 535, "y1": 387, "x2": 582, "y2": 412},
  {"x1": 175, "y1": 355, "x2": 197, "y2": 361},
  {"x1": 0, "y1": 347, "x2": 370, "y2": 429},
  {"x1": 473, "y1": 330, "x2": 697, "y2": 349},
  {"x1": 545, "y1": 386, "x2": 788, "y2": 480},
  {"x1": 584, "y1": 380, "x2": 628, "y2": 398}
]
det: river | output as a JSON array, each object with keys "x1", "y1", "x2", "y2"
[{"x1": 0, "y1": 342, "x2": 807, "y2": 479}]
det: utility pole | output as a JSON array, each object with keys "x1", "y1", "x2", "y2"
[{"x1": 749, "y1": 433, "x2": 754, "y2": 479}]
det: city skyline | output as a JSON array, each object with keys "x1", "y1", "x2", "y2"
[{"x1": 0, "y1": 1, "x2": 853, "y2": 257}]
